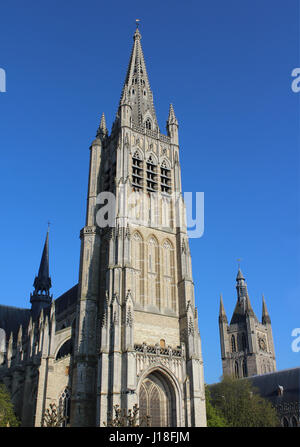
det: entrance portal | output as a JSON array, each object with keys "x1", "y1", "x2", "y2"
[{"x1": 138, "y1": 370, "x2": 176, "y2": 427}]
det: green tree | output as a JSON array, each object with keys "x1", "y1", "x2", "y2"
[
  {"x1": 205, "y1": 385, "x2": 228, "y2": 427},
  {"x1": 0, "y1": 383, "x2": 20, "y2": 427},
  {"x1": 208, "y1": 375, "x2": 280, "y2": 427}
]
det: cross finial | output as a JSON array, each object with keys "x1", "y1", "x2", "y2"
[
  {"x1": 135, "y1": 19, "x2": 140, "y2": 29},
  {"x1": 237, "y1": 258, "x2": 242, "y2": 269}
]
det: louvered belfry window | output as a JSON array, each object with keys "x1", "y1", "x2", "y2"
[{"x1": 132, "y1": 151, "x2": 143, "y2": 191}]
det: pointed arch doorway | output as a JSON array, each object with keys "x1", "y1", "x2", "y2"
[{"x1": 138, "y1": 370, "x2": 176, "y2": 427}]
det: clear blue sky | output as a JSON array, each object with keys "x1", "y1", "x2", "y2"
[{"x1": 0, "y1": 1, "x2": 299, "y2": 384}]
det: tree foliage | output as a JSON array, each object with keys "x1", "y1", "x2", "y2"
[
  {"x1": 208, "y1": 375, "x2": 280, "y2": 427},
  {"x1": 0, "y1": 383, "x2": 20, "y2": 427},
  {"x1": 205, "y1": 385, "x2": 228, "y2": 427}
]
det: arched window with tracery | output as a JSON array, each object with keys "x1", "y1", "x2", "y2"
[
  {"x1": 162, "y1": 240, "x2": 176, "y2": 311},
  {"x1": 58, "y1": 387, "x2": 71, "y2": 427},
  {"x1": 139, "y1": 372, "x2": 175, "y2": 427},
  {"x1": 231, "y1": 334, "x2": 236, "y2": 352},
  {"x1": 234, "y1": 361, "x2": 239, "y2": 378},
  {"x1": 242, "y1": 333, "x2": 247, "y2": 351},
  {"x1": 145, "y1": 118, "x2": 152, "y2": 130},
  {"x1": 132, "y1": 232, "x2": 143, "y2": 305},
  {"x1": 147, "y1": 237, "x2": 159, "y2": 307}
]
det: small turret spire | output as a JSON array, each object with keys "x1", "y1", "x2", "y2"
[
  {"x1": 236, "y1": 267, "x2": 248, "y2": 302},
  {"x1": 166, "y1": 103, "x2": 179, "y2": 144},
  {"x1": 262, "y1": 295, "x2": 271, "y2": 324},
  {"x1": 219, "y1": 294, "x2": 228, "y2": 323},
  {"x1": 230, "y1": 267, "x2": 257, "y2": 324},
  {"x1": 30, "y1": 230, "x2": 52, "y2": 318},
  {"x1": 96, "y1": 112, "x2": 108, "y2": 139},
  {"x1": 167, "y1": 103, "x2": 178, "y2": 125}
]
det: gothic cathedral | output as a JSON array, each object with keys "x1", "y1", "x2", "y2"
[
  {"x1": 70, "y1": 25, "x2": 206, "y2": 427},
  {"x1": 219, "y1": 268, "x2": 276, "y2": 379}
]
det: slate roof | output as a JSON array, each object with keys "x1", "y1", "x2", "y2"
[
  {"x1": 54, "y1": 284, "x2": 78, "y2": 316},
  {"x1": 0, "y1": 284, "x2": 78, "y2": 344},
  {"x1": 247, "y1": 367, "x2": 300, "y2": 404}
]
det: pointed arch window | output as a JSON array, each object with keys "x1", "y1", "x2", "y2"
[
  {"x1": 139, "y1": 374, "x2": 174, "y2": 427},
  {"x1": 145, "y1": 118, "x2": 152, "y2": 130},
  {"x1": 234, "y1": 361, "x2": 239, "y2": 378},
  {"x1": 58, "y1": 387, "x2": 71, "y2": 427},
  {"x1": 132, "y1": 232, "x2": 143, "y2": 304},
  {"x1": 242, "y1": 333, "x2": 247, "y2": 351},
  {"x1": 147, "y1": 237, "x2": 159, "y2": 307},
  {"x1": 231, "y1": 334, "x2": 236, "y2": 352},
  {"x1": 162, "y1": 240, "x2": 176, "y2": 311}
]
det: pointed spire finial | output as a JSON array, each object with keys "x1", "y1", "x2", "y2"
[
  {"x1": 134, "y1": 19, "x2": 141, "y2": 39},
  {"x1": 167, "y1": 103, "x2": 178, "y2": 125},
  {"x1": 96, "y1": 112, "x2": 108, "y2": 138}
]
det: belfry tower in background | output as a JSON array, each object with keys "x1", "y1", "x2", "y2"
[
  {"x1": 219, "y1": 268, "x2": 276, "y2": 379},
  {"x1": 70, "y1": 25, "x2": 206, "y2": 427}
]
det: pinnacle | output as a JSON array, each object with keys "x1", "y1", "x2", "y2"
[
  {"x1": 219, "y1": 294, "x2": 226, "y2": 315},
  {"x1": 262, "y1": 295, "x2": 271, "y2": 324},
  {"x1": 96, "y1": 113, "x2": 108, "y2": 138},
  {"x1": 100, "y1": 112, "x2": 106, "y2": 131},
  {"x1": 167, "y1": 103, "x2": 178, "y2": 125},
  {"x1": 219, "y1": 294, "x2": 228, "y2": 323}
]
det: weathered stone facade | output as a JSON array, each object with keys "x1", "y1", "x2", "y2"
[{"x1": 0, "y1": 26, "x2": 206, "y2": 427}]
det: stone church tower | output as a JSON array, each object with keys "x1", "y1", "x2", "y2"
[
  {"x1": 70, "y1": 26, "x2": 206, "y2": 427},
  {"x1": 219, "y1": 268, "x2": 276, "y2": 379}
]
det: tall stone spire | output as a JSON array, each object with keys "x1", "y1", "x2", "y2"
[
  {"x1": 118, "y1": 24, "x2": 159, "y2": 130},
  {"x1": 30, "y1": 230, "x2": 52, "y2": 319}
]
